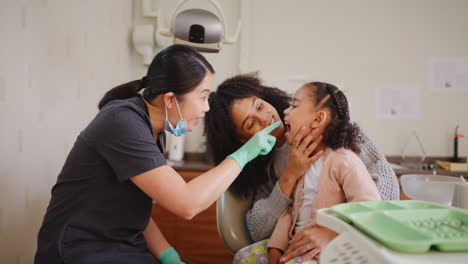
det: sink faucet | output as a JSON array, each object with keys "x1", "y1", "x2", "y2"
[
  {"x1": 452, "y1": 125, "x2": 464, "y2": 162},
  {"x1": 401, "y1": 130, "x2": 427, "y2": 163}
]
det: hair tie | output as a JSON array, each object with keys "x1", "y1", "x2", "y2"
[{"x1": 141, "y1": 76, "x2": 148, "y2": 88}]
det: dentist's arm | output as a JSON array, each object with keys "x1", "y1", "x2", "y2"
[
  {"x1": 131, "y1": 122, "x2": 281, "y2": 220},
  {"x1": 144, "y1": 218, "x2": 186, "y2": 264},
  {"x1": 144, "y1": 217, "x2": 171, "y2": 257}
]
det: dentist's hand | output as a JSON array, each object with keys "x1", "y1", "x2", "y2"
[
  {"x1": 228, "y1": 121, "x2": 281, "y2": 169},
  {"x1": 158, "y1": 247, "x2": 187, "y2": 264}
]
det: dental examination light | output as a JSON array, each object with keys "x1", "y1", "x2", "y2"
[{"x1": 132, "y1": 0, "x2": 241, "y2": 65}]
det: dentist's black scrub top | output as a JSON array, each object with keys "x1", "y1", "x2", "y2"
[{"x1": 35, "y1": 96, "x2": 166, "y2": 264}]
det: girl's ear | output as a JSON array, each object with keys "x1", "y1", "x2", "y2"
[
  {"x1": 163, "y1": 92, "x2": 175, "y2": 108},
  {"x1": 310, "y1": 110, "x2": 328, "y2": 129}
]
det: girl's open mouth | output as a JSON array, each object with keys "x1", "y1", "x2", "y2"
[{"x1": 284, "y1": 120, "x2": 291, "y2": 138}]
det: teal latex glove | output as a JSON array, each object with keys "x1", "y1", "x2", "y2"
[
  {"x1": 228, "y1": 121, "x2": 281, "y2": 169},
  {"x1": 158, "y1": 247, "x2": 185, "y2": 264}
]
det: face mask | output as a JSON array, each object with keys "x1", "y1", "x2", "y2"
[{"x1": 164, "y1": 98, "x2": 190, "y2": 136}]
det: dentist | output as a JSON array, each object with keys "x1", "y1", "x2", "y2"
[{"x1": 34, "y1": 45, "x2": 280, "y2": 264}]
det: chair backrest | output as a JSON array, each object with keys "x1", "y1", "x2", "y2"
[{"x1": 216, "y1": 190, "x2": 254, "y2": 253}]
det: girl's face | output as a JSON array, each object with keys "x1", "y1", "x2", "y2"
[
  {"x1": 283, "y1": 85, "x2": 327, "y2": 144},
  {"x1": 229, "y1": 96, "x2": 286, "y2": 147},
  {"x1": 175, "y1": 72, "x2": 214, "y2": 131}
]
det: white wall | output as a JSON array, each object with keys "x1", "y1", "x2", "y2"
[
  {"x1": 240, "y1": 0, "x2": 468, "y2": 156},
  {"x1": 0, "y1": 0, "x2": 239, "y2": 262},
  {"x1": 0, "y1": 0, "x2": 140, "y2": 262}
]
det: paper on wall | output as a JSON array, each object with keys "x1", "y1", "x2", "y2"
[
  {"x1": 374, "y1": 86, "x2": 420, "y2": 120},
  {"x1": 429, "y1": 57, "x2": 468, "y2": 92}
]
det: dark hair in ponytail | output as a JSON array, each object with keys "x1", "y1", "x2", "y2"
[
  {"x1": 306, "y1": 82, "x2": 362, "y2": 153},
  {"x1": 98, "y1": 44, "x2": 215, "y2": 110}
]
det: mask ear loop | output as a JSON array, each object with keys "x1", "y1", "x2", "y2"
[
  {"x1": 174, "y1": 96, "x2": 191, "y2": 135},
  {"x1": 165, "y1": 96, "x2": 184, "y2": 122},
  {"x1": 165, "y1": 105, "x2": 169, "y2": 120},
  {"x1": 173, "y1": 97, "x2": 184, "y2": 120}
]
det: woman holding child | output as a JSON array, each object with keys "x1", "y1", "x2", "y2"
[{"x1": 204, "y1": 74, "x2": 399, "y2": 263}]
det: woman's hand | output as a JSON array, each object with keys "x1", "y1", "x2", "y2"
[
  {"x1": 268, "y1": 248, "x2": 283, "y2": 264},
  {"x1": 278, "y1": 126, "x2": 324, "y2": 197},
  {"x1": 285, "y1": 126, "x2": 324, "y2": 179},
  {"x1": 280, "y1": 225, "x2": 338, "y2": 263}
]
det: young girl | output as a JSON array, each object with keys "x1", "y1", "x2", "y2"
[{"x1": 267, "y1": 82, "x2": 382, "y2": 264}]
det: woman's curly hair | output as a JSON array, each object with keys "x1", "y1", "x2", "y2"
[
  {"x1": 204, "y1": 73, "x2": 290, "y2": 197},
  {"x1": 306, "y1": 82, "x2": 362, "y2": 153}
]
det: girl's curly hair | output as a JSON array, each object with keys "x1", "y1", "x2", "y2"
[
  {"x1": 204, "y1": 73, "x2": 290, "y2": 197},
  {"x1": 306, "y1": 82, "x2": 362, "y2": 153}
]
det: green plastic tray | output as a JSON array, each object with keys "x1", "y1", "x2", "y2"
[{"x1": 330, "y1": 200, "x2": 468, "y2": 253}]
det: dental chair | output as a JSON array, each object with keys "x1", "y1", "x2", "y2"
[{"x1": 216, "y1": 190, "x2": 254, "y2": 253}]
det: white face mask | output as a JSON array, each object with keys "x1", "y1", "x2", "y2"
[{"x1": 164, "y1": 98, "x2": 189, "y2": 136}]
